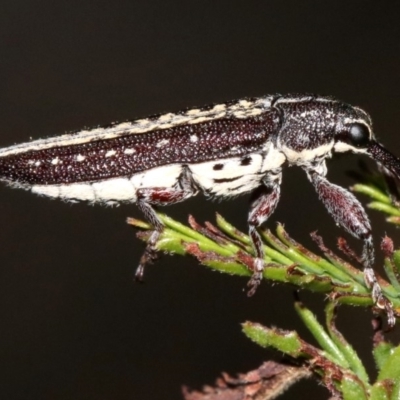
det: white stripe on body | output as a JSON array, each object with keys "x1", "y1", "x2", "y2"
[
  {"x1": 31, "y1": 164, "x2": 184, "y2": 204},
  {"x1": 0, "y1": 97, "x2": 273, "y2": 157},
  {"x1": 30, "y1": 145, "x2": 287, "y2": 204},
  {"x1": 190, "y1": 145, "x2": 285, "y2": 197},
  {"x1": 190, "y1": 156, "x2": 264, "y2": 197}
]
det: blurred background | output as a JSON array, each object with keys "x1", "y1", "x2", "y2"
[{"x1": 0, "y1": 1, "x2": 399, "y2": 399}]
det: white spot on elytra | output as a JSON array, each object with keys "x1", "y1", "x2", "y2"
[
  {"x1": 190, "y1": 135, "x2": 198, "y2": 143},
  {"x1": 156, "y1": 139, "x2": 169, "y2": 148},
  {"x1": 105, "y1": 150, "x2": 117, "y2": 157},
  {"x1": 159, "y1": 113, "x2": 174, "y2": 122},
  {"x1": 124, "y1": 148, "x2": 136, "y2": 155},
  {"x1": 51, "y1": 157, "x2": 60, "y2": 165},
  {"x1": 76, "y1": 154, "x2": 85, "y2": 162},
  {"x1": 35, "y1": 161, "x2": 41, "y2": 167},
  {"x1": 212, "y1": 104, "x2": 226, "y2": 112},
  {"x1": 239, "y1": 100, "x2": 252, "y2": 108},
  {"x1": 136, "y1": 118, "x2": 151, "y2": 125},
  {"x1": 186, "y1": 108, "x2": 201, "y2": 116}
]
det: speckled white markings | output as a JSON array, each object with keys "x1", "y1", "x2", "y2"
[
  {"x1": 105, "y1": 150, "x2": 117, "y2": 157},
  {"x1": 0, "y1": 97, "x2": 273, "y2": 157},
  {"x1": 155, "y1": 139, "x2": 169, "y2": 148},
  {"x1": 123, "y1": 148, "x2": 136, "y2": 155}
]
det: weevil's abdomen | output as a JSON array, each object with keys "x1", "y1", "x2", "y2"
[{"x1": 30, "y1": 165, "x2": 185, "y2": 204}]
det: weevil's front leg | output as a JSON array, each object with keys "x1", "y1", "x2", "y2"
[
  {"x1": 135, "y1": 166, "x2": 199, "y2": 280},
  {"x1": 305, "y1": 166, "x2": 394, "y2": 325},
  {"x1": 247, "y1": 171, "x2": 282, "y2": 296}
]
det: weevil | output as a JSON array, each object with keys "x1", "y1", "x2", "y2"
[{"x1": 1, "y1": 94, "x2": 399, "y2": 323}]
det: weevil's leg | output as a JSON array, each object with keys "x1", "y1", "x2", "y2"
[
  {"x1": 247, "y1": 170, "x2": 282, "y2": 296},
  {"x1": 305, "y1": 164, "x2": 393, "y2": 322},
  {"x1": 135, "y1": 166, "x2": 199, "y2": 280}
]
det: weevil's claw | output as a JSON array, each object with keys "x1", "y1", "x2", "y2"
[
  {"x1": 364, "y1": 267, "x2": 396, "y2": 328},
  {"x1": 134, "y1": 249, "x2": 159, "y2": 282},
  {"x1": 372, "y1": 296, "x2": 396, "y2": 330},
  {"x1": 247, "y1": 273, "x2": 262, "y2": 297},
  {"x1": 134, "y1": 263, "x2": 145, "y2": 282},
  {"x1": 372, "y1": 287, "x2": 396, "y2": 329}
]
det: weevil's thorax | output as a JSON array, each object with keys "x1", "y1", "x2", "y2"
[
  {"x1": 275, "y1": 96, "x2": 340, "y2": 165},
  {"x1": 274, "y1": 96, "x2": 374, "y2": 166}
]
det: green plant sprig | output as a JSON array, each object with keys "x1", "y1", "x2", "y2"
[
  {"x1": 127, "y1": 211, "x2": 400, "y2": 315},
  {"x1": 351, "y1": 169, "x2": 400, "y2": 226},
  {"x1": 243, "y1": 301, "x2": 400, "y2": 400}
]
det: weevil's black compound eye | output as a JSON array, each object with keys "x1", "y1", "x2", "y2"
[{"x1": 347, "y1": 123, "x2": 371, "y2": 148}]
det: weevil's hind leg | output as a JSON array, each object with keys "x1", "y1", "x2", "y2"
[
  {"x1": 247, "y1": 171, "x2": 282, "y2": 296},
  {"x1": 135, "y1": 166, "x2": 199, "y2": 281},
  {"x1": 305, "y1": 166, "x2": 395, "y2": 326}
]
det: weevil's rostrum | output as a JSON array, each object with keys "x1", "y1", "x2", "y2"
[{"x1": 1, "y1": 94, "x2": 400, "y2": 324}]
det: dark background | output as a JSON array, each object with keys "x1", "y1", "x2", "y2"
[{"x1": 0, "y1": 1, "x2": 399, "y2": 399}]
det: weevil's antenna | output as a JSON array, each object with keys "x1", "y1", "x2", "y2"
[{"x1": 368, "y1": 141, "x2": 400, "y2": 181}]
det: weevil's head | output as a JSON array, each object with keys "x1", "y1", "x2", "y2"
[
  {"x1": 274, "y1": 95, "x2": 400, "y2": 179},
  {"x1": 333, "y1": 103, "x2": 400, "y2": 180}
]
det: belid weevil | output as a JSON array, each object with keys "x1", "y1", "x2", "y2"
[{"x1": 0, "y1": 94, "x2": 399, "y2": 324}]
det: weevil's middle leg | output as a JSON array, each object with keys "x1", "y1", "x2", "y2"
[
  {"x1": 247, "y1": 171, "x2": 282, "y2": 296},
  {"x1": 306, "y1": 166, "x2": 395, "y2": 326},
  {"x1": 135, "y1": 166, "x2": 199, "y2": 281}
]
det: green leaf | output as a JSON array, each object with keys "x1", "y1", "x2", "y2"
[
  {"x1": 294, "y1": 301, "x2": 349, "y2": 368},
  {"x1": 340, "y1": 374, "x2": 369, "y2": 400},
  {"x1": 325, "y1": 302, "x2": 369, "y2": 384},
  {"x1": 390, "y1": 377, "x2": 400, "y2": 400},
  {"x1": 377, "y1": 344, "x2": 400, "y2": 383},
  {"x1": 370, "y1": 380, "x2": 391, "y2": 400},
  {"x1": 129, "y1": 213, "x2": 400, "y2": 312},
  {"x1": 242, "y1": 322, "x2": 303, "y2": 357},
  {"x1": 352, "y1": 184, "x2": 391, "y2": 204},
  {"x1": 373, "y1": 341, "x2": 395, "y2": 372}
]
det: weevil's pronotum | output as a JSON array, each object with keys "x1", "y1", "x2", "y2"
[{"x1": 1, "y1": 94, "x2": 399, "y2": 322}]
